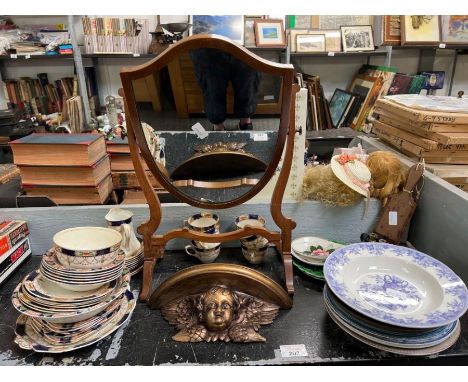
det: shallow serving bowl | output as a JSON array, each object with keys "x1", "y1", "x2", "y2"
[
  {"x1": 53, "y1": 227, "x2": 122, "y2": 256},
  {"x1": 324, "y1": 242, "x2": 468, "y2": 329},
  {"x1": 292, "y1": 236, "x2": 343, "y2": 261}
]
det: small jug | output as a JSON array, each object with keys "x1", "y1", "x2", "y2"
[{"x1": 105, "y1": 207, "x2": 141, "y2": 256}]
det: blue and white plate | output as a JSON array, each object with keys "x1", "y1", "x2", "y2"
[
  {"x1": 323, "y1": 286, "x2": 459, "y2": 349},
  {"x1": 324, "y1": 243, "x2": 468, "y2": 329}
]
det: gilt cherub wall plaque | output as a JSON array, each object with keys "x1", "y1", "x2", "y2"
[
  {"x1": 149, "y1": 264, "x2": 293, "y2": 343},
  {"x1": 161, "y1": 286, "x2": 279, "y2": 342}
]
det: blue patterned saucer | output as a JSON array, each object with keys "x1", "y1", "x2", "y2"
[{"x1": 324, "y1": 243, "x2": 468, "y2": 329}]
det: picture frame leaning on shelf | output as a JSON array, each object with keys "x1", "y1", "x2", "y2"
[
  {"x1": 254, "y1": 19, "x2": 287, "y2": 48},
  {"x1": 341, "y1": 25, "x2": 375, "y2": 52},
  {"x1": 400, "y1": 15, "x2": 440, "y2": 45}
]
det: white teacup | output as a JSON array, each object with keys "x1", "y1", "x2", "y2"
[
  {"x1": 185, "y1": 212, "x2": 220, "y2": 234},
  {"x1": 241, "y1": 242, "x2": 269, "y2": 265},
  {"x1": 185, "y1": 243, "x2": 221, "y2": 263}
]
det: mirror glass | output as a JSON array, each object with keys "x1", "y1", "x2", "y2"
[{"x1": 131, "y1": 47, "x2": 283, "y2": 204}]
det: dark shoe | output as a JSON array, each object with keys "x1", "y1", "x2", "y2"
[{"x1": 239, "y1": 122, "x2": 253, "y2": 130}]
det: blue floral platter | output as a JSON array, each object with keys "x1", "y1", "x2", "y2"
[{"x1": 323, "y1": 243, "x2": 468, "y2": 329}]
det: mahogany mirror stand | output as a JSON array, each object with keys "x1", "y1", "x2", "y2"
[{"x1": 120, "y1": 35, "x2": 299, "y2": 302}]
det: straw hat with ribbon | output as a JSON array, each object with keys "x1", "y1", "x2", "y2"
[{"x1": 330, "y1": 154, "x2": 371, "y2": 198}]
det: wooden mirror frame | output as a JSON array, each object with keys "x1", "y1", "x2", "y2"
[{"x1": 120, "y1": 34, "x2": 299, "y2": 301}]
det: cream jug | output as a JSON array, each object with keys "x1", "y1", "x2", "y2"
[{"x1": 105, "y1": 207, "x2": 141, "y2": 256}]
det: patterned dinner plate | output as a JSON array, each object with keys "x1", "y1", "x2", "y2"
[
  {"x1": 12, "y1": 270, "x2": 130, "y2": 323},
  {"x1": 323, "y1": 286, "x2": 459, "y2": 349},
  {"x1": 22, "y1": 271, "x2": 116, "y2": 303},
  {"x1": 292, "y1": 236, "x2": 343, "y2": 260},
  {"x1": 324, "y1": 243, "x2": 468, "y2": 329},
  {"x1": 14, "y1": 289, "x2": 136, "y2": 353},
  {"x1": 324, "y1": 296, "x2": 461, "y2": 356},
  {"x1": 292, "y1": 259, "x2": 324, "y2": 281},
  {"x1": 291, "y1": 249, "x2": 325, "y2": 266}
]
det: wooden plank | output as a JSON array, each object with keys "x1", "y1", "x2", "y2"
[
  {"x1": 376, "y1": 98, "x2": 468, "y2": 124},
  {"x1": 376, "y1": 111, "x2": 468, "y2": 144},
  {"x1": 426, "y1": 164, "x2": 468, "y2": 178},
  {"x1": 374, "y1": 108, "x2": 468, "y2": 132},
  {"x1": 372, "y1": 120, "x2": 467, "y2": 151}
]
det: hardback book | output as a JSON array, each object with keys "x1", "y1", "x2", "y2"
[
  {"x1": 109, "y1": 153, "x2": 150, "y2": 171},
  {"x1": 106, "y1": 137, "x2": 131, "y2": 154},
  {"x1": 0, "y1": 164, "x2": 20, "y2": 184},
  {"x1": 0, "y1": 220, "x2": 29, "y2": 258},
  {"x1": 112, "y1": 170, "x2": 161, "y2": 189},
  {"x1": 375, "y1": 98, "x2": 468, "y2": 125},
  {"x1": 23, "y1": 175, "x2": 113, "y2": 205},
  {"x1": 0, "y1": 237, "x2": 31, "y2": 286},
  {"x1": 18, "y1": 155, "x2": 111, "y2": 186},
  {"x1": 10, "y1": 133, "x2": 106, "y2": 166}
]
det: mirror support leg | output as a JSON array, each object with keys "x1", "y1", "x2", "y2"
[{"x1": 140, "y1": 256, "x2": 157, "y2": 302}]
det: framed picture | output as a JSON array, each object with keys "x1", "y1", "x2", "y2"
[
  {"x1": 329, "y1": 89, "x2": 356, "y2": 128},
  {"x1": 288, "y1": 29, "x2": 309, "y2": 52},
  {"x1": 347, "y1": 74, "x2": 380, "y2": 127},
  {"x1": 254, "y1": 19, "x2": 286, "y2": 48},
  {"x1": 383, "y1": 16, "x2": 401, "y2": 45},
  {"x1": 341, "y1": 25, "x2": 375, "y2": 52},
  {"x1": 307, "y1": 29, "x2": 341, "y2": 52},
  {"x1": 244, "y1": 16, "x2": 264, "y2": 47},
  {"x1": 190, "y1": 15, "x2": 244, "y2": 45},
  {"x1": 296, "y1": 34, "x2": 326, "y2": 53},
  {"x1": 441, "y1": 15, "x2": 468, "y2": 44},
  {"x1": 401, "y1": 15, "x2": 440, "y2": 45}
]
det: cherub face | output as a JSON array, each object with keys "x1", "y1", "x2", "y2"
[{"x1": 202, "y1": 290, "x2": 234, "y2": 331}]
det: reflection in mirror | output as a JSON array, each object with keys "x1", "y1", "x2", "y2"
[{"x1": 131, "y1": 47, "x2": 283, "y2": 204}]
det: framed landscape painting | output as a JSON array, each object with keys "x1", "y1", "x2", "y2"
[
  {"x1": 296, "y1": 34, "x2": 326, "y2": 53},
  {"x1": 254, "y1": 19, "x2": 286, "y2": 48}
]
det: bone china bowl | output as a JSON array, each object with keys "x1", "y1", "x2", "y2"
[{"x1": 53, "y1": 227, "x2": 122, "y2": 257}]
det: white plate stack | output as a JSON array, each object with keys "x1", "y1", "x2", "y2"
[
  {"x1": 323, "y1": 242, "x2": 468, "y2": 356},
  {"x1": 11, "y1": 227, "x2": 136, "y2": 353}
]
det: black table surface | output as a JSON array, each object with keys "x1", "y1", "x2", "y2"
[{"x1": 1, "y1": 250, "x2": 467, "y2": 366}]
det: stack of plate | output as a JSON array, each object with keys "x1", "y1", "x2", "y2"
[
  {"x1": 125, "y1": 244, "x2": 144, "y2": 276},
  {"x1": 11, "y1": 226, "x2": 136, "y2": 353},
  {"x1": 323, "y1": 242, "x2": 468, "y2": 355},
  {"x1": 291, "y1": 236, "x2": 344, "y2": 281}
]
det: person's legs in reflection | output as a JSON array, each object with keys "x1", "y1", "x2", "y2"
[
  {"x1": 231, "y1": 57, "x2": 261, "y2": 131},
  {"x1": 190, "y1": 49, "x2": 230, "y2": 131}
]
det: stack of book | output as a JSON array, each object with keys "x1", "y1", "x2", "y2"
[
  {"x1": 4, "y1": 73, "x2": 75, "y2": 115},
  {"x1": 106, "y1": 137, "x2": 161, "y2": 191},
  {"x1": 81, "y1": 16, "x2": 150, "y2": 54},
  {"x1": 372, "y1": 95, "x2": 468, "y2": 191},
  {"x1": 0, "y1": 220, "x2": 31, "y2": 285},
  {"x1": 10, "y1": 133, "x2": 112, "y2": 204}
]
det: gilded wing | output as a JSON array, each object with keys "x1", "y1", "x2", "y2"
[
  {"x1": 160, "y1": 296, "x2": 198, "y2": 330},
  {"x1": 235, "y1": 294, "x2": 280, "y2": 331}
]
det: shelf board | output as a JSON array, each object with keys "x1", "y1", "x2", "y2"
[
  {"x1": 290, "y1": 50, "x2": 388, "y2": 57},
  {"x1": 0, "y1": 54, "x2": 74, "y2": 61},
  {"x1": 82, "y1": 53, "x2": 156, "y2": 59}
]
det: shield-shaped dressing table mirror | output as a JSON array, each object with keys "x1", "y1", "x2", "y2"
[{"x1": 120, "y1": 34, "x2": 298, "y2": 302}]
